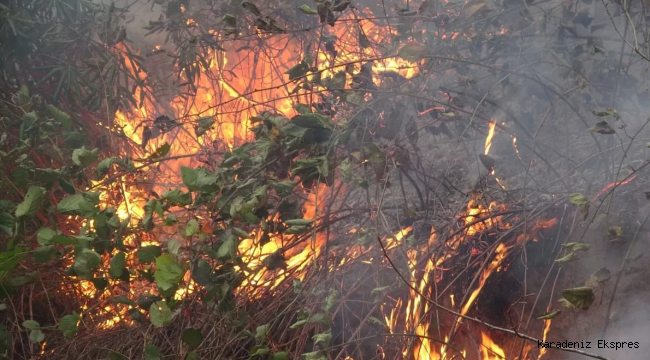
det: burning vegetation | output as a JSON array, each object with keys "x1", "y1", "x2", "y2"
[{"x1": 2, "y1": 0, "x2": 650, "y2": 359}]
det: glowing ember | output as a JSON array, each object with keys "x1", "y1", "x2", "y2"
[{"x1": 591, "y1": 175, "x2": 637, "y2": 202}]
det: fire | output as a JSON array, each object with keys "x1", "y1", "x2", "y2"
[
  {"x1": 481, "y1": 332, "x2": 506, "y2": 359},
  {"x1": 63, "y1": 5, "x2": 562, "y2": 359},
  {"x1": 538, "y1": 319, "x2": 552, "y2": 359},
  {"x1": 484, "y1": 120, "x2": 497, "y2": 156}
]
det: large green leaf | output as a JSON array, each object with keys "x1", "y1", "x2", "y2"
[
  {"x1": 59, "y1": 312, "x2": 80, "y2": 339},
  {"x1": 142, "y1": 199, "x2": 163, "y2": 231},
  {"x1": 180, "y1": 167, "x2": 219, "y2": 192},
  {"x1": 34, "y1": 245, "x2": 56, "y2": 263},
  {"x1": 558, "y1": 287, "x2": 595, "y2": 310},
  {"x1": 22, "y1": 320, "x2": 40, "y2": 330},
  {"x1": 57, "y1": 194, "x2": 96, "y2": 216},
  {"x1": 138, "y1": 246, "x2": 162, "y2": 264},
  {"x1": 144, "y1": 344, "x2": 162, "y2": 360},
  {"x1": 29, "y1": 330, "x2": 45, "y2": 343},
  {"x1": 15, "y1": 186, "x2": 46, "y2": 218},
  {"x1": 185, "y1": 219, "x2": 199, "y2": 237},
  {"x1": 181, "y1": 328, "x2": 203, "y2": 349},
  {"x1": 109, "y1": 252, "x2": 126, "y2": 279},
  {"x1": 37, "y1": 228, "x2": 57, "y2": 246},
  {"x1": 149, "y1": 301, "x2": 172, "y2": 327},
  {"x1": 217, "y1": 234, "x2": 237, "y2": 260},
  {"x1": 72, "y1": 147, "x2": 99, "y2": 168},
  {"x1": 195, "y1": 116, "x2": 215, "y2": 136},
  {"x1": 73, "y1": 248, "x2": 101, "y2": 276},
  {"x1": 0, "y1": 248, "x2": 25, "y2": 271},
  {"x1": 154, "y1": 254, "x2": 185, "y2": 291},
  {"x1": 46, "y1": 105, "x2": 73, "y2": 129},
  {"x1": 162, "y1": 189, "x2": 192, "y2": 206}
]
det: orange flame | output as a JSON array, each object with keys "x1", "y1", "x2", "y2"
[{"x1": 484, "y1": 120, "x2": 497, "y2": 155}]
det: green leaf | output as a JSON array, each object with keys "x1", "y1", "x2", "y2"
[
  {"x1": 46, "y1": 105, "x2": 72, "y2": 130},
  {"x1": 181, "y1": 167, "x2": 219, "y2": 192},
  {"x1": 185, "y1": 219, "x2": 199, "y2": 237},
  {"x1": 108, "y1": 351, "x2": 129, "y2": 360},
  {"x1": 242, "y1": 2, "x2": 262, "y2": 16},
  {"x1": 284, "y1": 219, "x2": 313, "y2": 226},
  {"x1": 250, "y1": 345, "x2": 269, "y2": 357},
  {"x1": 285, "y1": 61, "x2": 310, "y2": 81},
  {"x1": 181, "y1": 328, "x2": 203, "y2": 349},
  {"x1": 313, "y1": 331, "x2": 332, "y2": 348},
  {"x1": 128, "y1": 309, "x2": 146, "y2": 323},
  {"x1": 22, "y1": 320, "x2": 40, "y2": 330},
  {"x1": 34, "y1": 245, "x2": 56, "y2": 263},
  {"x1": 138, "y1": 294, "x2": 162, "y2": 310},
  {"x1": 285, "y1": 225, "x2": 310, "y2": 235},
  {"x1": 29, "y1": 330, "x2": 45, "y2": 343},
  {"x1": 195, "y1": 117, "x2": 215, "y2": 136},
  {"x1": 398, "y1": 42, "x2": 428, "y2": 62},
  {"x1": 588, "y1": 121, "x2": 616, "y2": 134},
  {"x1": 143, "y1": 199, "x2": 163, "y2": 231},
  {"x1": 15, "y1": 186, "x2": 46, "y2": 218},
  {"x1": 308, "y1": 313, "x2": 331, "y2": 326},
  {"x1": 255, "y1": 324, "x2": 269, "y2": 341},
  {"x1": 34, "y1": 168, "x2": 62, "y2": 184},
  {"x1": 144, "y1": 344, "x2": 162, "y2": 360},
  {"x1": 51, "y1": 235, "x2": 73, "y2": 245},
  {"x1": 555, "y1": 252, "x2": 580, "y2": 263},
  {"x1": 111, "y1": 296, "x2": 137, "y2": 307},
  {"x1": 271, "y1": 181, "x2": 297, "y2": 197},
  {"x1": 0, "y1": 212, "x2": 13, "y2": 236},
  {"x1": 138, "y1": 246, "x2": 162, "y2": 264},
  {"x1": 0, "y1": 248, "x2": 25, "y2": 271},
  {"x1": 222, "y1": 14, "x2": 237, "y2": 27},
  {"x1": 293, "y1": 104, "x2": 313, "y2": 114},
  {"x1": 592, "y1": 108, "x2": 618, "y2": 117},
  {"x1": 59, "y1": 311, "x2": 81, "y2": 339},
  {"x1": 290, "y1": 113, "x2": 332, "y2": 129},
  {"x1": 58, "y1": 178, "x2": 76, "y2": 194},
  {"x1": 96, "y1": 157, "x2": 127, "y2": 178},
  {"x1": 301, "y1": 350, "x2": 326, "y2": 360},
  {"x1": 167, "y1": 239, "x2": 182, "y2": 255},
  {"x1": 154, "y1": 254, "x2": 185, "y2": 291},
  {"x1": 147, "y1": 143, "x2": 171, "y2": 161},
  {"x1": 109, "y1": 252, "x2": 126, "y2": 279},
  {"x1": 163, "y1": 189, "x2": 192, "y2": 206},
  {"x1": 164, "y1": 214, "x2": 178, "y2": 226},
  {"x1": 561, "y1": 242, "x2": 591, "y2": 252},
  {"x1": 149, "y1": 301, "x2": 172, "y2": 327},
  {"x1": 537, "y1": 310, "x2": 561, "y2": 320},
  {"x1": 57, "y1": 194, "x2": 95, "y2": 216},
  {"x1": 72, "y1": 147, "x2": 99, "y2": 168},
  {"x1": 185, "y1": 352, "x2": 201, "y2": 360},
  {"x1": 272, "y1": 352, "x2": 289, "y2": 360},
  {"x1": 217, "y1": 236, "x2": 237, "y2": 260},
  {"x1": 298, "y1": 4, "x2": 319, "y2": 14},
  {"x1": 37, "y1": 228, "x2": 57, "y2": 246},
  {"x1": 322, "y1": 289, "x2": 338, "y2": 312},
  {"x1": 558, "y1": 287, "x2": 595, "y2": 310},
  {"x1": 290, "y1": 319, "x2": 307, "y2": 329},
  {"x1": 569, "y1": 193, "x2": 589, "y2": 205},
  {"x1": 73, "y1": 249, "x2": 101, "y2": 276}
]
